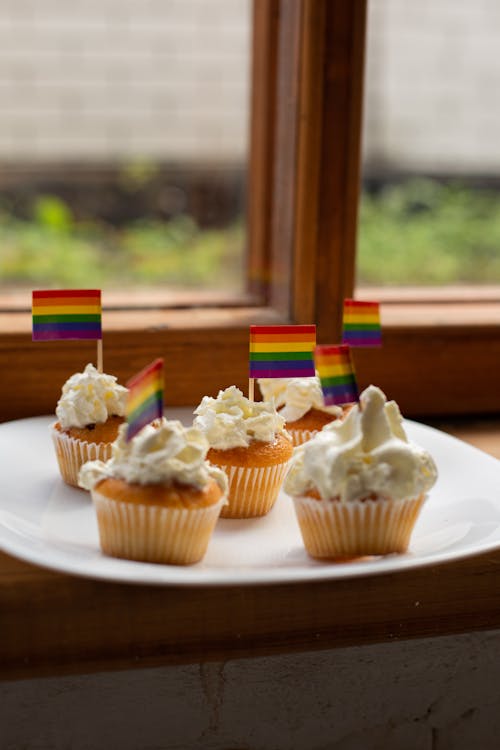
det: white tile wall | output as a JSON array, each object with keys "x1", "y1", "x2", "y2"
[
  {"x1": 0, "y1": 0, "x2": 499, "y2": 172},
  {"x1": 0, "y1": 0, "x2": 251, "y2": 162},
  {"x1": 363, "y1": 0, "x2": 500, "y2": 174}
]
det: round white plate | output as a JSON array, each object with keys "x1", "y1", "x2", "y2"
[{"x1": 0, "y1": 413, "x2": 499, "y2": 586}]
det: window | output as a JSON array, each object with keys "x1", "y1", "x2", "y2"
[
  {"x1": 1, "y1": 0, "x2": 499, "y2": 423},
  {"x1": 0, "y1": 1, "x2": 250, "y2": 297}
]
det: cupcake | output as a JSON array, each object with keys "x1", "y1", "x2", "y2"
[
  {"x1": 193, "y1": 385, "x2": 293, "y2": 518},
  {"x1": 78, "y1": 420, "x2": 227, "y2": 565},
  {"x1": 284, "y1": 385, "x2": 438, "y2": 559},
  {"x1": 258, "y1": 376, "x2": 347, "y2": 446},
  {"x1": 51, "y1": 363, "x2": 128, "y2": 487}
]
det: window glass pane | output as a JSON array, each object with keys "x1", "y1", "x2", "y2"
[
  {"x1": 0, "y1": 0, "x2": 250, "y2": 296},
  {"x1": 358, "y1": 0, "x2": 500, "y2": 288}
]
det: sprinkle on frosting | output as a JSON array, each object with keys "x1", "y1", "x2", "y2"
[
  {"x1": 56, "y1": 363, "x2": 128, "y2": 430},
  {"x1": 284, "y1": 385, "x2": 438, "y2": 503},
  {"x1": 78, "y1": 419, "x2": 228, "y2": 492},
  {"x1": 258, "y1": 376, "x2": 343, "y2": 423},
  {"x1": 193, "y1": 385, "x2": 288, "y2": 449}
]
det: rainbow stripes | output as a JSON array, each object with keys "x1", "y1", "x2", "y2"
[
  {"x1": 249, "y1": 325, "x2": 316, "y2": 379},
  {"x1": 315, "y1": 344, "x2": 359, "y2": 406},
  {"x1": 32, "y1": 289, "x2": 102, "y2": 341},
  {"x1": 342, "y1": 299, "x2": 381, "y2": 347},
  {"x1": 126, "y1": 358, "x2": 164, "y2": 440}
]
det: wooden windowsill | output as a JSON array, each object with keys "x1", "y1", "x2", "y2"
[{"x1": 0, "y1": 419, "x2": 498, "y2": 682}]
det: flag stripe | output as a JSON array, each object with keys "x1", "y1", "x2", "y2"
[
  {"x1": 32, "y1": 298, "x2": 101, "y2": 309},
  {"x1": 32, "y1": 327, "x2": 102, "y2": 341},
  {"x1": 343, "y1": 300, "x2": 379, "y2": 309},
  {"x1": 322, "y1": 384, "x2": 359, "y2": 405},
  {"x1": 320, "y1": 374, "x2": 357, "y2": 388},
  {"x1": 249, "y1": 367, "x2": 316, "y2": 379},
  {"x1": 32, "y1": 305, "x2": 101, "y2": 316},
  {"x1": 250, "y1": 351, "x2": 313, "y2": 361},
  {"x1": 314, "y1": 364, "x2": 354, "y2": 378},
  {"x1": 250, "y1": 341, "x2": 315, "y2": 353},
  {"x1": 250, "y1": 333, "x2": 316, "y2": 344},
  {"x1": 344, "y1": 320, "x2": 380, "y2": 331},
  {"x1": 32, "y1": 289, "x2": 101, "y2": 300},
  {"x1": 250, "y1": 359, "x2": 315, "y2": 371},
  {"x1": 32, "y1": 314, "x2": 101, "y2": 324},
  {"x1": 250, "y1": 325, "x2": 316, "y2": 335},
  {"x1": 342, "y1": 332, "x2": 382, "y2": 346}
]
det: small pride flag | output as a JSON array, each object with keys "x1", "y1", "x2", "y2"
[
  {"x1": 249, "y1": 325, "x2": 316, "y2": 379},
  {"x1": 32, "y1": 289, "x2": 102, "y2": 341},
  {"x1": 342, "y1": 299, "x2": 381, "y2": 347},
  {"x1": 315, "y1": 344, "x2": 359, "y2": 406},
  {"x1": 126, "y1": 358, "x2": 164, "y2": 441}
]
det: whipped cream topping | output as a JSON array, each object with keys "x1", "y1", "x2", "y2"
[
  {"x1": 56, "y1": 363, "x2": 128, "y2": 430},
  {"x1": 284, "y1": 385, "x2": 437, "y2": 502},
  {"x1": 193, "y1": 385, "x2": 287, "y2": 449},
  {"x1": 78, "y1": 419, "x2": 228, "y2": 492},
  {"x1": 258, "y1": 376, "x2": 342, "y2": 423}
]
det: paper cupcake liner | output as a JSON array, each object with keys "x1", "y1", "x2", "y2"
[
  {"x1": 51, "y1": 424, "x2": 113, "y2": 488},
  {"x1": 91, "y1": 491, "x2": 225, "y2": 565},
  {"x1": 292, "y1": 494, "x2": 426, "y2": 558},
  {"x1": 215, "y1": 461, "x2": 290, "y2": 518},
  {"x1": 287, "y1": 428, "x2": 318, "y2": 447}
]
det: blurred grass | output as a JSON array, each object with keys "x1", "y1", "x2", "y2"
[
  {"x1": 357, "y1": 178, "x2": 500, "y2": 285},
  {"x1": 1, "y1": 178, "x2": 499, "y2": 289},
  {"x1": 0, "y1": 197, "x2": 244, "y2": 290}
]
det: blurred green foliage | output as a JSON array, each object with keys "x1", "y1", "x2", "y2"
[
  {"x1": 357, "y1": 178, "x2": 500, "y2": 285},
  {"x1": 0, "y1": 197, "x2": 244, "y2": 289},
  {"x1": 1, "y1": 179, "x2": 499, "y2": 289}
]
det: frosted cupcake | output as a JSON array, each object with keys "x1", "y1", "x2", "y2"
[
  {"x1": 194, "y1": 385, "x2": 293, "y2": 518},
  {"x1": 79, "y1": 420, "x2": 227, "y2": 565},
  {"x1": 51, "y1": 363, "x2": 128, "y2": 487},
  {"x1": 284, "y1": 385, "x2": 438, "y2": 559},
  {"x1": 258, "y1": 376, "x2": 346, "y2": 446}
]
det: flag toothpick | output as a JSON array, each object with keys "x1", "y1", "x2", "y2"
[
  {"x1": 32, "y1": 288, "x2": 103, "y2": 369},
  {"x1": 248, "y1": 324, "x2": 316, "y2": 401},
  {"x1": 315, "y1": 344, "x2": 359, "y2": 406},
  {"x1": 126, "y1": 358, "x2": 164, "y2": 441},
  {"x1": 342, "y1": 299, "x2": 381, "y2": 348}
]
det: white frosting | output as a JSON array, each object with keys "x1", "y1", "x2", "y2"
[
  {"x1": 284, "y1": 385, "x2": 438, "y2": 503},
  {"x1": 78, "y1": 419, "x2": 228, "y2": 492},
  {"x1": 56, "y1": 364, "x2": 128, "y2": 430},
  {"x1": 193, "y1": 385, "x2": 287, "y2": 449},
  {"x1": 258, "y1": 376, "x2": 342, "y2": 422}
]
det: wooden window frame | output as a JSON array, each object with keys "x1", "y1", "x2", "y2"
[{"x1": 1, "y1": 0, "x2": 499, "y2": 422}]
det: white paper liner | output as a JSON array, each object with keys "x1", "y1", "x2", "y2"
[
  {"x1": 287, "y1": 428, "x2": 317, "y2": 447},
  {"x1": 292, "y1": 494, "x2": 426, "y2": 558},
  {"x1": 91, "y1": 491, "x2": 225, "y2": 565},
  {"x1": 51, "y1": 424, "x2": 113, "y2": 488},
  {"x1": 215, "y1": 461, "x2": 290, "y2": 518}
]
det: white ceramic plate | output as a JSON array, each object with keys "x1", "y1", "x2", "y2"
[{"x1": 0, "y1": 413, "x2": 499, "y2": 586}]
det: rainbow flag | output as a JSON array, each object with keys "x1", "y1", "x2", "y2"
[
  {"x1": 32, "y1": 289, "x2": 102, "y2": 341},
  {"x1": 342, "y1": 299, "x2": 381, "y2": 347},
  {"x1": 126, "y1": 358, "x2": 164, "y2": 440},
  {"x1": 249, "y1": 325, "x2": 316, "y2": 378},
  {"x1": 315, "y1": 344, "x2": 359, "y2": 405}
]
